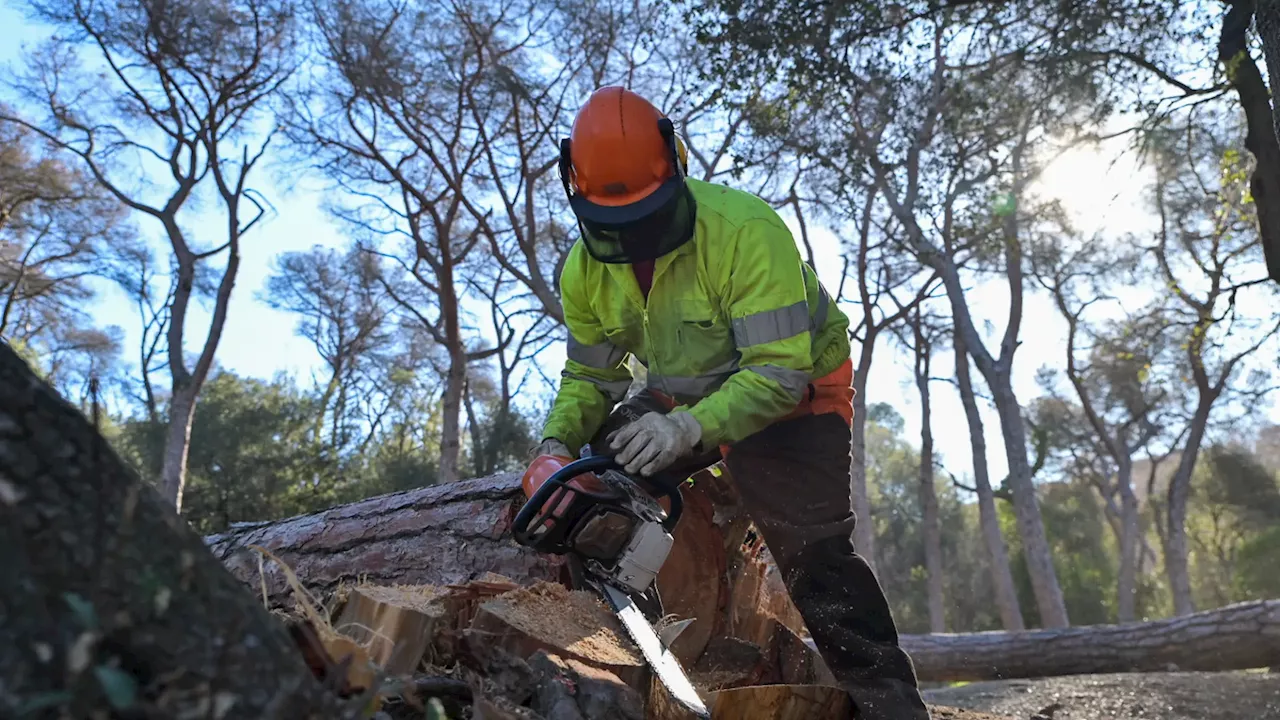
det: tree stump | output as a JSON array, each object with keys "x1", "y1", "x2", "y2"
[{"x1": 468, "y1": 582, "x2": 649, "y2": 691}]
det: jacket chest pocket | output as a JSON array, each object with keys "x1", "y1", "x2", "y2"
[{"x1": 673, "y1": 299, "x2": 733, "y2": 373}]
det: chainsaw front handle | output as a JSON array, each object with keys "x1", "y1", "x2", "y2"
[{"x1": 512, "y1": 456, "x2": 685, "y2": 551}]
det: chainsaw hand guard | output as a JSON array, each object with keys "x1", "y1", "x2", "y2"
[{"x1": 512, "y1": 455, "x2": 684, "y2": 555}]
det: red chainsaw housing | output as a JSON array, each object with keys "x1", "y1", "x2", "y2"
[{"x1": 521, "y1": 454, "x2": 611, "y2": 527}]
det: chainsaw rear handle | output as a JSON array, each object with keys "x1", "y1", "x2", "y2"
[{"x1": 512, "y1": 456, "x2": 684, "y2": 547}]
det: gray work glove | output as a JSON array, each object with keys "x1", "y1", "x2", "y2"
[
  {"x1": 608, "y1": 411, "x2": 703, "y2": 477},
  {"x1": 530, "y1": 437, "x2": 572, "y2": 460}
]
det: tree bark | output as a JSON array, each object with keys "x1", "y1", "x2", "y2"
[
  {"x1": 1166, "y1": 401, "x2": 1212, "y2": 616},
  {"x1": 953, "y1": 333, "x2": 1024, "y2": 631},
  {"x1": 989, "y1": 374, "x2": 1068, "y2": 627},
  {"x1": 0, "y1": 343, "x2": 345, "y2": 718},
  {"x1": 899, "y1": 600, "x2": 1280, "y2": 682},
  {"x1": 850, "y1": 340, "x2": 878, "y2": 570},
  {"x1": 1116, "y1": 461, "x2": 1141, "y2": 623},
  {"x1": 1260, "y1": 0, "x2": 1280, "y2": 146},
  {"x1": 913, "y1": 315, "x2": 945, "y2": 633},
  {"x1": 160, "y1": 385, "x2": 199, "y2": 510},
  {"x1": 1222, "y1": 0, "x2": 1280, "y2": 283},
  {"x1": 440, "y1": 348, "x2": 467, "y2": 484},
  {"x1": 206, "y1": 473, "x2": 566, "y2": 608}
]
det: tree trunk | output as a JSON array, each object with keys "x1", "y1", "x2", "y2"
[
  {"x1": 899, "y1": 600, "x2": 1280, "y2": 682},
  {"x1": 925, "y1": 235, "x2": 1068, "y2": 628},
  {"x1": 989, "y1": 376, "x2": 1069, "y2": 628},
  {"x1": 953, "y1": 334, "x2": 1024, "y2": 630},
  {"x1": 464, "y1": 379, "x2": 487, "y2": 477},
  {"x1": 160, "y1": 384, "x2": 198, "y2": 511},
  {"x1": 1116, "y1": 462, "x2": 1141, "y2": 623},
  {"x1": 1223, "y1": 0, "x2": 1280, "y2": 283},
  {"x1": 1166, "y1": 404, "x2": 1211, "y2": 616},
  {"x1": 850, "y1": 344, "x2": 877, "y2": 570},
  {"x1": 914, "y1": 326, "x2": 945, "y2": 633},
  {"x1": 1260, "y1": 0, "x2": 1280, "y2": 146},
  {"x1": 206, "y1": 472, "x2": 566, "y2": 608},
  {"x1": 439, "y1": 349, "x2": 467, "y2": 484},
  {"x1": 0, "y1": 343, "x2": 345, "y2": 718}
]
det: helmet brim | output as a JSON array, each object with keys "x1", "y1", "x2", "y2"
[{"x1": 569, "y1": 175, "x2": 683, "y2": 228}]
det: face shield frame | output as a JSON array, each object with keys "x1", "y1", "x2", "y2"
[{"x1": 558, "y1": 117, "x2": 697, "y2": 264}]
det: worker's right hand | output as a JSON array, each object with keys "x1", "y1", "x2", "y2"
[
  {"x1": 608, "y1": 411, "x2": 703, "y2": 477},
  {"x1": 530, "y1": 437, "x2": 573, "y2": 460}
]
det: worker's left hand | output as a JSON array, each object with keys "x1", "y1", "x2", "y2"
[{"x1": 608, "y1": 411, "x2": 703, "y2": 476}]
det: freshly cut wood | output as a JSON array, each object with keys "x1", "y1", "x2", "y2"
[
  {"x1": 654, "y1": 485, "x2": 727, "y2": 665},
  {"x1": 469, "y1": 581, "x2": 648, "y2": 689},
  {"x1": 757, "y1": 548, "x2": 808, "y2": 637},
  {"x1": 205, "y1": 473, "x2": 564, "y2": 609},
  {"x1": 333, "y1": 584, "x2": 453, "y2": 676},
  {"x1": 204, "y1": 460, "x2": 796, "y2": 681},
  {"x1": 690, "y1": 635, "x2": 768, "y2": 689},
  {"x1": 900, "y1": 599, "x2": 1280, "y2": 681},
  {"x1": 725, "y1": 544, "x2": 813, "y2": 651},
  {"x1": 711, "y1": 684, "x2": 852, "y2": 720}
]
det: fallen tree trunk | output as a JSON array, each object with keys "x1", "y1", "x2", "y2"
[
  {"x1": 0, "y1": 343, "x2": 347, "y2": 718},
  {"x1": 204, "y1": 460, "x2": 1280, "y2": 691},
  {"x1": 900, "y1": 599, "x2": 1280, "y2": 681},
  {"x1": 205, "y1": 473, "x2": 566, "y2": 608},
  {"x1": 203, "y1": 464, "x2": 812, "y2": 677}
]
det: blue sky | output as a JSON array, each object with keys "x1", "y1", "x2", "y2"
[{"x1": 3, "y1": 4, "x2": 1277, "y2": 487}]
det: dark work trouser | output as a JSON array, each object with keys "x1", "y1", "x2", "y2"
[{"x1": 587, "y1": 390, "x2": 931, "y2": 720}]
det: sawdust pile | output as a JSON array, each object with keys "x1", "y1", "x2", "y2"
[{"x1": 478, "y1": 582, "x2": 642, "y2": 667}]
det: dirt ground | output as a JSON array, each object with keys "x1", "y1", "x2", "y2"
[{"x1": 923, "y1": 671, "x2": 1280, "y2": 720}]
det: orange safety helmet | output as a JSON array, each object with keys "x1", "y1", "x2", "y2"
[{"x1": 559, "y1": 86, "x2": 696, "y2": 264}]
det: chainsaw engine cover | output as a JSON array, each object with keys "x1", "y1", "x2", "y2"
[
  {"x1": 610, "y1": 520, "x2": 674, "y2": 595},
  {"x1": 570, "y1": 508, "x2": 637, "y2": 560}
]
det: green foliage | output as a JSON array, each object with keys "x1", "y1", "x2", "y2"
[
  {"x1": 1236, "y1": 526, "x2": 1280, "y2": 599},
  {"x1": 0, "y1": 107, "x2": 135, "y2": 404},
  {"x1": 92, "y1": 666, "x2": 138, "y2": 710},
  {"x1": 864, "y1": 414, "x2": 1001, "y2": 633},
  {"x1": 1205, "y1": 445, "x2": 1280, "y2": 529},
  {"x1": 1005, "y1": 480, "x2": 1117, "y2": 627},
  {"x1": 107, "y1": 365, "x2": 543, "y2": 533},
  {"x1": 113, "y1": 371, "x2": 428, "y2": 533},
  {"x1": 866, "y1": 402, "x2": 905, "y2": 434},
  {"x1": 1186, "y1": 443, "x2": 1280, "y2": 606},
  {"x1": 117, "y1": 372, "x2": 344, "y2": 533}
]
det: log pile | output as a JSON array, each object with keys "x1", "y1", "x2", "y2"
[
  {"x1": 209, "y1": 469, "x2": 1017, "y2": 718},
  {"x1": 266, "y1": 565, "x2": 1009, "y2": 719},
  {"x1": 207, "y1": 467, "x2": 1280, "y2": 691}
]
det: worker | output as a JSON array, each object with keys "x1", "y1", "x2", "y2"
[{"x1": 532, "y1": 86, "x2": 930, "y2": 720}]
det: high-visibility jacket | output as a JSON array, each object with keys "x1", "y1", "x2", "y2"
[{"x1": 542, "y1": 178, "x2": 852, "y2": 454}]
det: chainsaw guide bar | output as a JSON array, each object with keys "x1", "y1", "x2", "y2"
[{"x1": 513, "y1": 455, "x2": 711, "y2": 718}]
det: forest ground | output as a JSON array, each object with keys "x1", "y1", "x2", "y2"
[{"x1": 923, "y1": 670, "x2": 1280, "y2": 719}]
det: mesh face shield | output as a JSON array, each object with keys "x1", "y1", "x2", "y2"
[
  {"x1": 560, "y1": 118, "x2": 697, "y2": 265},
  {"x1": 570, "y1": 181, "x2": 696, "y2": 264}
]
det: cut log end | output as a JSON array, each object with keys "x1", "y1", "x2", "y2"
[
  {"x1": 470, "y1": 581, "x2": 648, "y2": 688},
  {"x1": 333, "y1": 583, "x2": 452, "y2": 676},
  {"x1": 712, "y1": 684, "x2": 852, "y2": 720}
]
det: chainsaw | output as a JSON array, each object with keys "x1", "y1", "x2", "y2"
[{"x1": 512, "y1": 452, "x2": 710, "y2": 718}]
